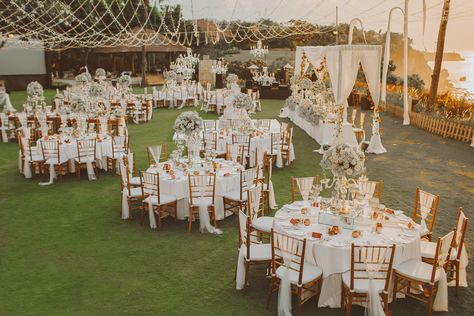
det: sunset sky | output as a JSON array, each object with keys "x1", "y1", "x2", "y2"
[{"x1": 169, "y1": 0, "x2": 474, "y2": 53}]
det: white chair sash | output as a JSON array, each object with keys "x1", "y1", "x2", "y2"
[
  {"x1": 295, "y1": 177, "x2": 314, "y2": 201},
  {"x1": 419, "y1": 190, "x2": 435, "y2": 233}
]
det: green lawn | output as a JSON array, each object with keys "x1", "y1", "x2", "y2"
[{"x1": 0, "y1": 90, "x2": 473, "y2": 315}]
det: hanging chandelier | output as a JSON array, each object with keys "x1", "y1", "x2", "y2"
[
  {"x1": 250, "y1": 40, "x2": 269, "y2": 58},
  {"x1": 170, "y1": 48, "x2": 200, "y2": 80},
  {"x1": 212, "y1": 60, "x2": 228, "y2": 75}
]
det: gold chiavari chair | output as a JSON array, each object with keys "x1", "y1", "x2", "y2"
[
  {"x1": 75, "y1": 138, "x2": 98, "y2": 181},
  {"x1": 40, "y1": 139, "x2": 68, "y2": 181},
  {"x1": 342, "y1": 244, "x2": 396, "y2": 316},
  {"x1": 357, "y1": 179, "x2": 383, "y2": 201},
  {"x1": 147, "y1": 144, "x2": 167, "y2": 165},
  {"x1": 266, "y1": 230, "x2": 323, "y2": 316},
  {"x1": 119, "y1": 160, "x2": 143, "y2": 220},
  {"x1": 413, "y1": 188, "x2": 439, "y2": 241},
  {"x1": 203, "y1": 120, "x2": 217, "y2": 131},
  {"x1": 281, "y1": 127, "x2": 293, "y2": 166},
  {"x1": 232, "y1": 134, "x2": 252, "y2": 164},
  {"x1": 236, "y1": 211, "x2": 272, "y2": 291},
  {"x1": 223, "y1": 167, "x2": 259, "y2": 216},
  {"x1": 392, "y1": 230, "x2": 454, "y2": 316},
  {"x1": 421, "y1": 207, "x2": 468, "y2": 296},
  {"x1": 270, "y1": 132, "x2": 281, "y2": 164},
  {"x1": 291, "y1": 176, "x2": 319, "y2": 202},
  {"x1": 17, "y1": 130, "x2": 44, "y2": 177},
  {"x1": 261, "y1": 155, "x2": 274, "y2": 213},
  {"x1": 188, "y1": 174, "x2": 217, "y2": 233},
  {"x1": 353, "y1": 112, "x2": 366, "y2": 144},
  {"x1": 140, "y1": 171, "x2": 178, "y2": 228},
  {"x1": 226, "y1": 143, "x2": 245, "y2": 166},
  {"x1": 106, "y1": 135, "x2": 128, "y2": 173},
  {"x1": 255, "y1": 119, "x2": 271, "y2": 132},
  {"x1": 247, "y1": 184, "x2": 272, "y2": 235},
  {"x1": 122, "y1": 152, "x2": 140, "y2": 187}
]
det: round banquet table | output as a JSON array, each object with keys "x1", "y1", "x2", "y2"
[
  {"x1": 273, "y1": 200, "x2": 423, "y2": 308},
  {"x1": 22, "y1": 134, "x2": 113, "y2": 180},
  {"x1": 145, "y1": 158, "x2": 251, "y2": 224}
]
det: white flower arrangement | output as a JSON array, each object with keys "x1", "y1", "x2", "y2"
[
  {"x1": 226, "y1": 73, "x2": 239, "y2": 84},
  {"x1": 320, "y1": 143, "x2": 365, "y2": 177},
  {"x1": 95, "y1": 68, "x2": 106, "y2": 80},
  {"x1": 71, "y1": 95, "x2": 88, "y2": 112},
  {"x1": 232, "y1": 93, "x2": 253, "y2": 112},
  {"x1": 75, "y1": 72, "x2": 92, "y2": 84},
  {"x1": 26, "y1": 81, "x2": 44, "y2": 97},
  {"x1": 88, "y1": 82, "x2": 106, "y2": 98},
  {"x1": 173, "y1": 111, "x2": 203, "y2": 136},
  {"x1": 297, "y1": 78, "x2": 313, "y2": 90},
  {"x1": 285, "y1": 94, "x2": 301, "y2": 111},
  {"x1": 164, "y1": 70, "x2": 177, "y2": 81},
  {"x1": 118, "y1": 74, "x2": 132, "y2": 87}
]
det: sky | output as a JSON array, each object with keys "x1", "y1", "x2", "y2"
[{"x1": 166, "y1": 0, "x2": 474, "y2": 53}]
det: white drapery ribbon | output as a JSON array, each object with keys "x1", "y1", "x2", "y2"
[
  {"x1": 295, "y1": 177, "x2": 315, "y2": 202},
  {"x1": 277, "y1": 233, "x2": 293, "y2": 316},
  {"x1": 362, "y1": 247, "x2": 387, "y2": 316},
  {"x1": 449, "y1": 212, "x2": 468, "y2": 287},
  {"x1": 433, "y1": 231, "x2": 454, "y2": 312},
  {"x1": 0, "y1": 113, "x2": 8, "y2": 143},
  {"x1": 148, "y1": 146, "x2": 162, "y2": 165},
  {"x1": 195, "y1": 183, "x2": 222, "y2": 235},
  {"x1": 148, "y1": 199, "x2": 157, "y2": 229},
  {"x1": 419, "y1": 191, "x2": 435, "y2": 234},
  {"x1": 39, "y1": 163, "x2": 56, "y2": 186}
]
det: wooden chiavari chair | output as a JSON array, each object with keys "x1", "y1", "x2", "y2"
[
  {"x1": 356, "y1": 179, "x2": 383, "y2": 201},
  {"x1": 342, "y1": 244, "x2": 396, "y2": 316},
  {"x1": 236, "y1": 211, "x2": 272, "y2": 291},
  {"x1": 106, "y1": 135, "x2": 128, "y2": 173},
  {"x1": 413, "y1": 188, "x2": 439, "y2": 241},
  {"x1": 232, "y1": 134, "x2": 251, "y2": 162},
  {"x1": 266, "y1": 230, "x2": 322, "y2": 316},
  {"x1": 0, "y1": 113, "x2": 15, "y2": 142},
  {"x1": 208, "y1": 91, "x2": 217, "y2": 113},
  {"x1": 147, "y1": 144, "x2": 167, "y2": 165},
  {"x1": 280, "y1": 127, "x2": 293, "y2": 166},
  {"x1": 353, "y1": 112, "x2": 366, "y2": 144},
  {"x1": 187, "y1": 174, "x2": 217, "y2": 232},
  {"x1": 122, "y1": 152, "x2": 140, "y2": 187},
  {"x1": 255, "y1": 119, "x2": 271, "y2": 132},
  {"x1": 247, "y1": 184, "x2": 273, "y2": 235},
  {"x1": 75, "y1": 138, "x2": 98, "y2": 181},
  {"x1": 203, "y1": 120, "x2": 217, "y2": 131},
  {"x1": 226, "y1": 143, "x2": 245, "y2": 166},
  {"x1": 119, "y1": 160, "x2": 143, "y2": 220},
  {"x1": 223, "y1": 167, "x2": 259, "y2": 216},
  {"x1": 140, "y1": 171, "x2": 177, "y2": 228},
  {"x1": 392, "y1": 230, "x2": 454, "y2": 316},
  {"x1": 17, "y1": 130, "x2": 44, "y2": 177},
  {"x1": 421, "y1": 207, "x2": 468, "y2": 296},
  {"x1": 291, "y1": 176, "x2": 319, "y2": 202},
  {"x1": 40, "y1": 139, "x2": 68, "y2": 181},
  {"x1": 261, "y1": 155, "x2": 274, "y2": 212},
  {"x1": 270, "y1": 132, "x2": 281, "y2": 164}
]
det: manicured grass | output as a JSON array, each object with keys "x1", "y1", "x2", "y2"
[{"x1": 0, "y1": 90, "x2": 473, "y2": 315}]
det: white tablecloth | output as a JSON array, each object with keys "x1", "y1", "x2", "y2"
[
  {"x1": 287, "y1": 108, "x2": 358, "y2": 148},
  {"x1": 145, "y1": 159, "x2": 243, "y2": 221},
  {"x1": 273, "y1": 201, "x2": 423, "y2": 308}
]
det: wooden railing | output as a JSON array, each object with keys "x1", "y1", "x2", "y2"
[{"x1": 384, "y1": 103, "x2": 474, "y2": 144}]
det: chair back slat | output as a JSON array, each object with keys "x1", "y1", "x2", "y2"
[
  {"x1": 188, "y1": 174, "x2": 216, "y2": 206},
  {"x1": 271, "y1": 230, "x2": 306, "y2": 285}
]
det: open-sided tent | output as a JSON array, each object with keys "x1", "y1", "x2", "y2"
[{"x1": 294, "y1": 45, "x2": 386, "y2": 154}]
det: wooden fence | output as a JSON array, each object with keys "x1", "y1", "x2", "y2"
[{"x1": 384, "y1": 103, "x2": 474, "y2": 144}]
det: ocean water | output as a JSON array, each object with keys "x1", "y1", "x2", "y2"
[{"x1": 428, "y1": 50, "x2": 474, "y2": 95}]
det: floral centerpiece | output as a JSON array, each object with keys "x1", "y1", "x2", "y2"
[
  {"x1": 26, "y1": 81, "x2": 44, "y2": 97},
  {"x1": 297, "y1": 78, "x2": 313, "y2": 90},
  {"x1": 118, "y1": 74, "x2": 131, "y2": 87},
  {"x1": 321, "y1": 143, "x2": 365, "y2": 177},
  {"x1": 232, "y1": 93, "x2": 253, "y2": 112},
  {"x1": 95, "y1": 68, "x2": 106, "y2": 80},
  {"x1": 71, "y1": 95, "x2": 88, "y2": 113},
  {"x1": 88, "y1": 82, "x2": 106, "y2": 98},
  {"x1": 164, "y1": 70, "x2": 177, "y2": 81},
  {"x1": 75, "y1": 72, "x2": 92, "y2": 84},
  {"x1": 173, "y1": 111, "x2": 203, "y2": 136}
]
